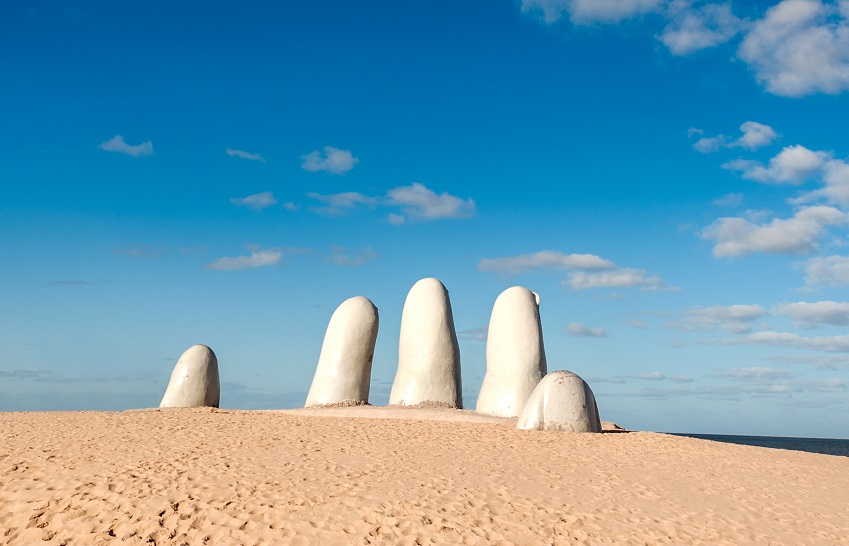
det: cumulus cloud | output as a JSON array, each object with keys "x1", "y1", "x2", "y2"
[
  {"x1": 701, "y1": 205, "x2": 848, "y2": 257},
  {"x1": 722, "y1": 145, "x2": 829, "y2": 184},
  {"x1": 793, "y1": 158, "x2": 849, "y2": 206},
  {"x1": 205, "y1": 246, "x2": 283, "y2": 271},
  {"x1": 327, "y1": 246, "x2": 379, "y2": 267},
  {"x1": 300, "y1": 146, "x2": 359, "y2": 174},
  {"x1": 99, "y1": 135, "x2": 154, "y2": 157},
  {"x1": 773, "y1": 300, "x2": 849, "y2": 326},
  {"x1": 229, "y1": 191, "x2": 277, "y2": 210},
  {"x1": 566, "y1": 268, "x2": 670, "y2": 291},
  {"x1": 660, "y1": 1, "x2": 745, "y2": 55},
  {"x1": 692, "y1": 121, "x2": 778, "y2": 153},
  {"x1": 386, "y1": 183, "x2": 475, "y2": 221},
  {"x1": 731, "y1": 330, "x2": 849, "y2": 352},
  {"x1": 226, "y1": 148, "x2": 266, "y2": 162},
  {"x1": 478, "y1": 251, "x2": 615, "y2": 275},
  {"x1": 565, "y1": 322, "x2": 608, "y2": 338},
  {"x1": 805, "y1": 254, "x2": 849, "y2": 286},
  {"x1": 306, "y1": 191, "x2": 377, "y2": 216},
  {"x1": 738, "y1": 0, "x2": 849, "y2": 97}
]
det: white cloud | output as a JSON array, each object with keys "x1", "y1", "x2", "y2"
[
  {"x1": 566, "y1": 268, "x2": 671, "y2": 290},
  {"x1": 328, "y1": 246, "x2": 379, "y2": 267},
  {"x1": 226, "y1": 148, "x2": 266, "y2": 163},
  {"x1": 282, "y1": 202, "x2": 301, "y2": 212},
  {"x1": 458, "y1": 325, "x2": 488, "y2": 342},
  {"x1": 229, "y1": 191, "x2": 277, "y2": 210},
  {"x1": 805, "y1": 254, "x2": 849, "y2": 286},
  {"x1": 387, "y1": 213, "x2": 406, "y2": 225},
  {"x1": 793, "y1": 158, "x2": 849, "y2": 206},
  {"x1": 713, "y1": 192, "x2": 744, "y2": 207},
  {"x1": 478, "y1": 250, "x2": 615, "y2": 275},
  {"x1": 691, "y1": 121, "x2": 778, "y2": 153},
  {"x1": 736, "y1": 121, "x2": 780, "y2": 150},
  {"x1": 300, "y1": 146, "x2": 358, "y2": 174},
  {"x1": 99, "y1": 135, "x2": 153, "y2": 157},
  {"x1": 306, "y1": 191, "x2": 377, "y2": 216},
  {"x1": 668, "y1": 304, "x2": 767, "y2": 333},
  {"x1": 521, "y1": 0, "x2": 662, "y2": 24},
  {"x1": 773, "y1": 300, "x2": 849, "y2": 326},
  {"x1": 701, "y1": 205, "x2": 848, "y2": 257},
  {"x1": 738, "y1": 0, "x2": 849, "y2": 97},
  {"x1": 626, "y1": 319, "x2": 649, "y2": 329},
  {"x1": 733, "y1": 330, "x2": 849, "y2": 352},
  {"x1": 722, "y1": 145, "x2": 829, "y2": 184},
  {"x1": 713, "y1": 366, "x2": 793, "y2": 379},
  {"x1": 660, "y1": 1, "x2": 745, "y2": 55},
  {"x1": 386, "y1": 182, "x2": 475, "y2": 221},
  {"x1": 632, "y1": 371, "x2": 666, "y2": 380},
  {"x1": 206, "y1": 246, "x2": 283, "y2": 271},
  {"x1": 564, "y1": 322, "x2": 608, "y2": 338}
]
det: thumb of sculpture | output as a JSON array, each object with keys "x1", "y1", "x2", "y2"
[
  {"x1": 159, "y1": 344, "x2": 220, "y2": 408},
  {"x1": 516, "y1": 370, "x2": 602, "y2": 432}
]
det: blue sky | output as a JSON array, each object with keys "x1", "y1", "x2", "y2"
[{"x1": 3, "y1": 0, "x2": 849, "y2": 437}]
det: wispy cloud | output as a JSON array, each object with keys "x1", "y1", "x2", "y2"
[
  {"x1": 458, "y1": 325, "x2": 488, "y2": 342},
  {"x1": 521, "y1": 0, "x2": 663, "y2": 25},
  {"x1": 566, "y1": 268, "x2": 673, "y2": 291},
  {"x1": 478, "y1": 251, "x2": 615, "y2": 275},
  {"x1": 205, "y1": 246, "x2": 283, "y2": 271},
  {"x1": 230, "y1": 191, "x2": 278, "y2": 210},
  {"x1": 726, "y1": 330, "x2": 849, "y2": 353},
  {"x1": 226, "y1": 148, "x2": 266, "y2": 163},
  {"x1": 701, "y1": 205, "x2": 848, "y2": 257},
  {"x1": 304, "y1": 183, "x2": 475, "y2": 222},
  {"x1": 386, "y1": 183, "x2": 476, "y2": 221},
  {"x1": 713, "y1": 366, "x2": 793, "y2": 379},
  {"x1": 667, "y1": 304, "x2": 767, "y2": 334},
  {"x1": 713, "y1": 192, "x2": 744, "y2": 207},
  {"x1": 327, "y1": 246, "x2": 379, "y2": 267},
  {"x1": 306, "y1": 191, "x2": 377, "y2": 216},
  {"x1": 691, "y1": 121, "x2": 778, "y2": 153},
  {"x1": 564, "y1": 322, "x2": 608, "y2": 338},
  {"x1": 99, "y1": 135, "x2": 154, "y2": 157},
  {"x1": 114, "y1": 243, "x2": 167, "y2": 259},
  {"x1": 301, "y1": 146, "x2": 358, "y2": 174}
]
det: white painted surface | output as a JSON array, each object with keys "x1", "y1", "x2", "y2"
[
  {"x1": 159, "y1": 344, "x2": 220, "y2": 408},
  {"x1": 516, "y1": 370, "x2": 602, "y2": 432},
  {"x1": 305, "y1": 296, "x2": 379, "y2": 407},
  {"x1": 389, "y1": 278, "x2": 462, "y2": 408},
  {"x1": 476, "y1": 286, "x2": 547, "y2": 417}
]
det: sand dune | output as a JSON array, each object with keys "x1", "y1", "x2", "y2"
[{"x1": 2, "y1": 408, "x2": 848, "y2": 545}]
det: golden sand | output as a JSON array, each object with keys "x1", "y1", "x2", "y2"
[{"x1": 2, "y1": 408, "x2": 848, "y2": 545}]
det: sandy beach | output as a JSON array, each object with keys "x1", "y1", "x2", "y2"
[{"x1": 2, "y1": 408, "x2": 848, "y2": 545}]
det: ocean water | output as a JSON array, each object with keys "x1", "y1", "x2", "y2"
[{"x1": 670, "y1": 433, "x2": 849, "y2": 457}]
